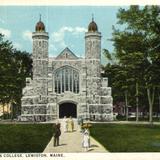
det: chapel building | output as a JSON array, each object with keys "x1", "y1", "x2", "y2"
[{"x1": 21, "y1": 17, "x2": 113, "y2": 122}]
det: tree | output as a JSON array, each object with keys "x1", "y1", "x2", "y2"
[
  {"x1": 103, "y1": 51, "x2": 132, "y2": 120},
  {"x1": 0, "y1": 34, "x2": 32, "y2": 119},
  {"x1": 103, "y1": 5, "x2": 160, "y2": 123}
]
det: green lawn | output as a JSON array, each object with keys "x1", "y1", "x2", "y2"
[
  {"x1": 90, "y1": 123, "x2": 160, "y2": 152},
  {"x1": 0, "y1": 124, "x2": 54, "y2": 152}
]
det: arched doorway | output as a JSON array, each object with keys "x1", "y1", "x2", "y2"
[{"x1": 59, "y1": 102, "x2": 77, "y2": 118}]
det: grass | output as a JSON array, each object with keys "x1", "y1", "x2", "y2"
[
  {"x1": 0, "y1": 124, "x2": 54, "y2": 153},
  {"x1": 90, "y1": 123, "x2": 160, "y2": 152}
]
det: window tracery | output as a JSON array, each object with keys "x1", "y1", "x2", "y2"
[{"x1": 55, "y1": 66, "x2": 79, "y2": 94}]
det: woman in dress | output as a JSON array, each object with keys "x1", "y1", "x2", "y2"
[
  {"x1": 68, "y1": 116, "x2": 74, "y2": 132},
  {"x1": 82, "y1": 129, "x2": 90, "y2": 152},
  {"x1": 63, "y1": 116, "x2": 68, "y2": 132}
]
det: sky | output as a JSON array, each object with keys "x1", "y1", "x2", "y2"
[{"x1": 0, "y1": 6, "x2": 127, "y2": 63}]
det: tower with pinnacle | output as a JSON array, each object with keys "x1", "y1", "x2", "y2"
[
  {"x1": 84, "y1": 16, "x2": 113, "y2": 120},
  {"x1": 32, "y1": 15, "x2": 49, "y2": 96},
  {"x1": 21, "y1": 16, "x2": 49, "y2": 121},
  {"x1": 85, "y1": 16, "x2": 101, "y2": 96}
]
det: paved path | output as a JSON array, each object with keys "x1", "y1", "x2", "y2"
[{"x1": 43, "y1": 119, "x2": 107, "y2": 153}]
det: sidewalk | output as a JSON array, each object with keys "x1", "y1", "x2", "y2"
[{"x1": 43, "y1": 120, "x2": 107, "y2": 153}]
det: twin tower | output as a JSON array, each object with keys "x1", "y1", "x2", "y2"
[{"x1": 21, "y1": 17, "x2": 113, "y2": 122}]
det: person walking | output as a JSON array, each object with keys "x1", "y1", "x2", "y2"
[
  {"x1": 71, "y1": 117, "x2": 74, "y2": 131},
  {"x1": 53, "y1": 122, "x2": 61, "y2": 147},
  {"x1": 82, "y1": 128, "x2": 90, "y2": 152},
  {"x1": 63, "y1": 116, "x2": 68, "y2": 132},
  {"x1": 68, "y1": 116, "x2": 74, "y2": 132},
  {"x1": 78, "y1": 117, "x2": 83, "y2": 132}
]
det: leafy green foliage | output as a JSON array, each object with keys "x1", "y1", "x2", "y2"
[
  {"x1": 0, "y1": 34, "x2": 32, "y2": 117},
  {"x1": 102, "y1": 5, "x2": 160, "y2": 122}
]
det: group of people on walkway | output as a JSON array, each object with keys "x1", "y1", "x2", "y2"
[
  {"x1": 53, "y1": 117, "x2": 91, "y2": 152},
  {"x1": 63, "y1": 116, "x2": 74, "y2": 132},
  {"x1": 53, "y1": 116, "x2": 74, "y2": 147}
]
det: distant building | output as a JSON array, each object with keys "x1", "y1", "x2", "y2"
[
  {"x1": 21, "y1": 17, "x2": 113, "y2": 122},
  {"x1": 0, "y1": 103, "x2": 11, "y2": 116}
]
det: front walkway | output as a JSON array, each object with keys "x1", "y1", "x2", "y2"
[{"x1": 43, "y1": 119, "x2": 107, "y2": 153}]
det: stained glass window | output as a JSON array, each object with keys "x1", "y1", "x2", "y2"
[{"x1": 55, "y1": 66, "x2": 79, "y2": 94}]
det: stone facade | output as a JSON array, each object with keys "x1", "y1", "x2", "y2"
[{"x1": 21, "y1": 18, "x2": 113, "y2": 122}]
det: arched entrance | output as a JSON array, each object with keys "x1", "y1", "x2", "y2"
[{"x1": 59, "y1": 102, "x2": 77, "y2": 118}]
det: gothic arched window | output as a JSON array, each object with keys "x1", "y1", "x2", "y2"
[{"x1": 55, "y1": 66, "x2": 79, "y2": 94}]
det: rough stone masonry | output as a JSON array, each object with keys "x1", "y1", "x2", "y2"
[{"x1": 21, "y1": 17, "x2": 113, "y2": 122}]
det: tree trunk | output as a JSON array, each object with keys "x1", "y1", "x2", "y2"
[
  {"x1": 159, "y1": 93, "x2": 160, "y2": 118},
  {"x1": 11, "y1": 103, "x2": 13, "y2": 120},
  {"x1": 2, "y1": 104, "x2": 4, "y2": 119},
  {"x1": 147, "y1": 87, "x2": 155, "y2": 125},
  {"x1": 7, "y1": 104, "x2": 9, "y2": 119},
  {"x1": 125, "y1": 91, "x2": 128, "y2": 121},
  {"x1": 136, "y1": 82, "x2": 139, "y2": 122}
]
